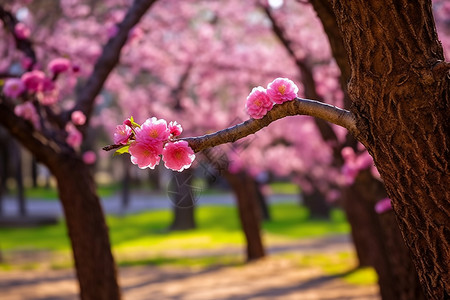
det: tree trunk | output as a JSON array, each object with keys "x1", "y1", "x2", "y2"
[
  {"x1": 344, "y1": 170, "x2": 425, "y2": 300},
  {"x1": 224, "y1": 171, "x2": 265, "y2": 261},
  {"x1": 252, "y1": 178, "x2": 271, "y2": 221},
  {"x1": 121, "y1": 155, "x2": 131, "y2": 212},
  {"x1": 301, "y1": 185, "x2": 331, "y2": 220},
  {"x1": 11, "y1": 140, "x2": 26, "y2": 216},
  {"x1": 330, "y1": 1, "x2": 450, "y2": 298},
  {"x1": 51, "y1": 157, "x2": 121, "y2": 300},
  {"x1": 168, "y1": 169, "x2": 196, "y2": 231}
]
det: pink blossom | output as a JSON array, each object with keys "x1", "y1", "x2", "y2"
[
  {"x1": 66, "y1": 124, "x2": 83, "y2": 148},
  {"x1": 21, "y1": 57, "x2": 33, "y2": 70},
  {"x1": 107, "y1": 24, "x2": 119, "y2": 39},
  {"x1": 129, "y1": 140, "x2": 162, "y2": 169},
  {"x1": 72, "y1": 64, "x2": 81, "y2": 73},
  {"x1": 266, "y1": 78, "x2": 298, "y2": 104},
  {"x1": 135, "y1": 117, "x2": 170, "y2": 143},
  {"x1": 375, "y1": 198, "x2": 392, "y2": 214},
  {"x1": 82, "y1": 151, "x2": 97, "y2": 165},
  {"x1": 355, "y1": 151, "x2": 373, "y2": 170},
  {"x1": 71, "y1": 110, "x2": 86, "y2": 125},
  {"x1": 21, "y1": 70, "x2": 46, "y2": 93},
  {"x1": 14, "y1": 23, "x2": 30, "y2": 40},
  {"x1": 114, "y1": 124, "x2": 132, "y2": 145},
  {"x1": 162, "y1": 141, "x2": 195, "y2": 172},
  {"x1": 3, "y1": 78, "x2": 26, "y2": 98},
  {"x1": 14, "y1": 102, "x2": 40, "y2": 129},
  {"x1": 169, "y1": 121, "x2": 183, "y2": 137},
  {"x1": 48, "y1": 58, "x2": 71, "y2": 75},
  {"x1": 245, "y1": 86, "x2": 273, "y2": 119}
]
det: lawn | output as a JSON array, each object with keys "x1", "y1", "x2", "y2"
[
  {"x1": 0, "y1": 202, "x2": 376, "y2": 285},
  {"x1": 0, "y1": 202, "x2": 349, "y2": 252}
]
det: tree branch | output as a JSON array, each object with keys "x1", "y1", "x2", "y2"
[
  {"x1": 70, "y1": 0, "x2": 158, "y2": 127},
  {"x1": 0, "y1": 6, "x2": 37, "y2": 68},
  {"x1": 182, "y1": 98, "x2": 357, "y2": 153}
]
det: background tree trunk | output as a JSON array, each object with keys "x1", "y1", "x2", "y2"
[
  {"x1": 329, "y1": 1, "x2": 450, "y2": 298},
  {"x1": 224, "y1": 171, "x2": 265, "y2": 261},
  {"x1": 169, "y1": 169, "x2": 196, "y2": 231}
]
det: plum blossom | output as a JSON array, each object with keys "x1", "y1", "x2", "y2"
[
  {"x1": 169, "y1": 121, "x2": 183, "y2": 137},
  {"x1": 14, "y1": 102, "x2": 40, "y2": 129},
  {"x1": 135, "y1": 117, "x2": 170, "y2": 143},
  {"x1": 245, "y1": 86, "x2": 273, "y2": 119},
  {"x1": 48, "y1": 58, "x2": 71, "y2": 75},
  {"x1": 66, "y1": 124, "x2": 83, "y2": 149},
  {"x1": 71, "y1": 110, "x2": 86, "y2": 125},
  {"x1": 114, "y1": 124, "x2": 132, "y2": 145},
  {"x1": 21, "y1": 70, "x2": 46, "y2": 93},
  {"x1": 3, "y1": 78, "x2": 26, "y2": 98},
  {"x1": 340, "y1": 146, "x2": 375, "y2": 185},
  {"x1": 14, "y1": 23, "x2": 30, "y2": 39},
  {"x1": 82, "y1": 151, "x2": 97, "y2": 165},
  {"x1": 129, "y1": 140, "x2": 162, "y2": 169},
  {"x1": 266, "y1": 78, "x2": 298, "y2": 104},
  {"x1": 162, "y1": 141, "x2": 195, "y2": 172},
  {"x1": 375, "y1": 198, "x2": 392, "y2": 214}
]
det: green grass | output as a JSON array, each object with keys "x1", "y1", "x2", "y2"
[
  {"x1": 7, "y1": 184, "x2": 120, "y2": 200},
  {"x1": 0, "y1": 203, "x2": 349, "y2": 253},
  {"x1": 289, "y1": 251, "x2": 377, "y2": 285},
  {"x1": 269, "y1": 182, "x2": 299, "y2": 194}
]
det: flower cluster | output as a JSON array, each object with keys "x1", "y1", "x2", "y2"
[
  {"x1": 113, "y1": 117, "x2": 195, "y2": 172},
  {"x1": 245, "y1": 78, "x2": 298, "y2": 119},
  {"x1": 340, "y1": 146, "x2": 378, "y2": 185}
]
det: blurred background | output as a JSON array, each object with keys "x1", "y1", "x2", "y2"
[{"x1": 0, "y1": 0, "x2": 448, "y2": 299}]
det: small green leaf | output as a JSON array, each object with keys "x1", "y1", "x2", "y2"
[
  {"x1": 113, "y1": 145, "x2": 130, "y2": 156},
  {"x1": 129, "y1": 116, "x2": 140, "y2": 128}
]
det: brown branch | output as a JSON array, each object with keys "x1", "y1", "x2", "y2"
[
  {"x1": 70, "y1": 0, "x2": 158, "y2": 128},
  {"x1": 0, "y1": 6, "x2": 37, "y2": 68},
  {"x1": 182, "y1": 97, "x2": 357, "y2": 153}
]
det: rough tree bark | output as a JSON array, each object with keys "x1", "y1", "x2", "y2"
[
  {"x1": 329, "y1": 1, "x2": 450, "y2": 298},
  {"x1": 0, "y1": 104, "x2": 121, "y2": 300},
  {"x1": 0, "y1": 1, "x2": 158, "y2": 298}
]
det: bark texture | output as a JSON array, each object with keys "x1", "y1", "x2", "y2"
[
  {"x1": 53, "y1": 157, "x2": 120, "y2": 300},
  {"x1": 0, "y1": 104, "x2": 121, "y2": 300},
  {"x1": 330, "y1": 1, "x2": 450, "y2": 298}
]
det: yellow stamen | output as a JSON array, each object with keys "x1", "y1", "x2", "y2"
[{"x1": 278, "y1": 84, "x2": 286, "y2": 94}]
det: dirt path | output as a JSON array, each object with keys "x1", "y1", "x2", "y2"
[{"x1": 0, "y1": 256, "x2": 379, "y2": 300}]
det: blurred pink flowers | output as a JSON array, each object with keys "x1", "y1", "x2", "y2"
[
  {"x1": 162, "y1": 141, "x2": 195, "y2": 172},
  {"x1": 66, "y1": 124, "x2": 83, "y2": 149},
  {"x1": 71, "y1": 110, "x2": 86, "y2": 126},
  {"x1": 267, "y1": 78, "x2": 298, "y2": 104},
  {"x1": 82, "y1": 151, "x2": 97, "y2": 165},
  {"x1": 375, "y1": 198, "x2": 392, "y2": 214},
  {"x1": 14, "y1": 23, "x2": 30, "y2": 40},
  {"x1": 14, "y1": 102, "x2": 40, "y2": 129},
  {"x1": 21, "y1": 70, "x2": 46, "y2": 93},
  {"x1": 48, "y1": 58, "x2": 71, "y2": 75},
  {"x1": 3, "y1": 78, "x2": 26, "y2": 98},
  {"x1": 245, "y1": 86, "x2": 273, "y2": 119}
]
